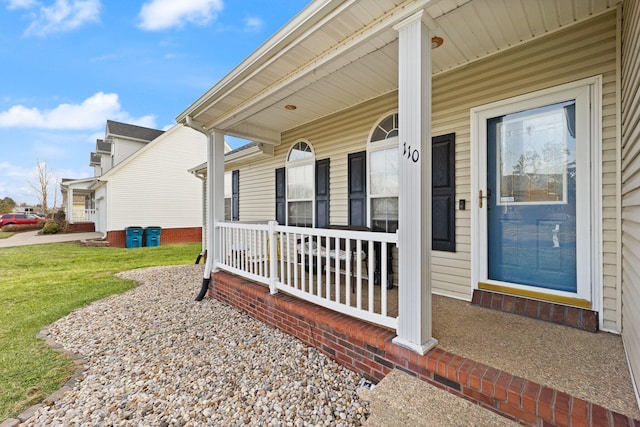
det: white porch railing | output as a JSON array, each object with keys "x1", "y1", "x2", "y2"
[
  {"x1": 215, "y1": 221, "x2": 399, "y2": 330},
  {"x1": 71, "y1": 209, "x2": 96, "y2": 222}
]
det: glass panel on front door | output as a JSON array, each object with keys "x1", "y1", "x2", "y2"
[{"x1": 487, "y1": 100, "x2": 577, "y2": 292}]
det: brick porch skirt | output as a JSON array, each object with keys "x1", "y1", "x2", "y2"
[{"x1": 209, "y1": 271, "x2": 637, "y2": 427}]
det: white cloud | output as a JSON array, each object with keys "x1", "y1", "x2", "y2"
[
  {"x1": 243, "y1": 16, "x2": 263, "y2": 33},
  {"x1": 24, "y1": 0, "x2": 101, "y2": 37},
  {"x1": 0, "y1": 92, "x2": 156, "y2": 130},
  {"x1": 4, "y1": 0, "x2": 37, "y2": 10},
  {"x1": 138, "y1": 0, "x2": 223, "y2": 31}
]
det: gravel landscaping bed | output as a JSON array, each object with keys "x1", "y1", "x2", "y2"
[{"x1": 25, "y1": 265, "x2": 370, "y2": 426}]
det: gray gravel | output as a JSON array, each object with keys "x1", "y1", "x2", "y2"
[{"x1": 26, "y1": 265, "x2": 370, "y2": 426}]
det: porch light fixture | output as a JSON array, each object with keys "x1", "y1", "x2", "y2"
[
  {"x1": 431, "y1": 36, "x2": 443, "y2": 49},
  {"x1": 284, "y1": 104, "x2": 297, "y2": 110}
]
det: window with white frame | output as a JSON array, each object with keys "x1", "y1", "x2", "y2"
[
  {"x1": 287, "y1": 141, "x2": 315, "y2": 227},
  {"x1": 369, "y1": 113, "x2": 399, "y2": 233}
]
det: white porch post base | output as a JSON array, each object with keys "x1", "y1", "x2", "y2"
[
  {"x1": 392, "y1": 336, "x2": 438, "y2": 356},
  {"x1": 393, "y1": 10, "x2": 437, "y2": 353}
]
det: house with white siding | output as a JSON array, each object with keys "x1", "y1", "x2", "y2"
[
  {"x1": 62, "y1": 121, "x2": 207, "y2": 246},
  {"x1": 177, "y1": 0, "x2": 640, "y2": 424}
]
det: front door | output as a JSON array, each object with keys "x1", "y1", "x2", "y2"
[
  {"x1": 487, "y1": 101, "x2": 577, "y2": 292},
  {"x1": 473, "y1": 79, "x2": 598, "y2": 303}
]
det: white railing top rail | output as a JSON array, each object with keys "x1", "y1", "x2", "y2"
[{"x1": 274, "y1": 224, "x2": 398, "y2": 244}]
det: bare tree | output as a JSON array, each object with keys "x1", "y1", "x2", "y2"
[{"x1": 26, "y1": 159, "x2": 56, "y2": 217}]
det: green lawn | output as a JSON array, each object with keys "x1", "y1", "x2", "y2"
[
  {"x1": 0, "y1": 242, "x2": 202, "y2": 420},
  {"x1": 0, "y1": 231, "x2": 16, "y2": 239}
]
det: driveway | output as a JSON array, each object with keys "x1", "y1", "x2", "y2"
[{"x1": 0, "y1": 230, "x2": 103, "y2": 248}]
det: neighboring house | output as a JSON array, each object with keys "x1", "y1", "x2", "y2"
[
  {"x1": 61, "y1": 121, "x2": 207, "y2": 246},
  {"x1": 177, "y1": 0, "x2": 640, "y2": 424}
]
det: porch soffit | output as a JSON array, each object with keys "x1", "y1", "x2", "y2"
[{"x1": 177, "y1": 0, "x2": 621, "y2": 145}]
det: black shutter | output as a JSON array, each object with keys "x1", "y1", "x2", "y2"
[
  {"x1": 275, "y1": 167, "x2": 286, "y2": 225},
  {"x1": 432, "y1": 133, "x2": 456, "y2": 251},
  {"x1": 315, "y1": 158, "x2": 330, "y2": 228},
  {"x1": 231, "y1": 170, "x2": 239, "y2": 221},
  {"x1": 348, "y1": 151, "x2": 366, "y2": 227}
]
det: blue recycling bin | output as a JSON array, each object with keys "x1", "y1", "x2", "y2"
[
  {"x1": 125, "y1": 226, "x2": 143, "y2": 248},
  {"x1": 145, "y1": 226, "x2": 162, "y2": 247}
]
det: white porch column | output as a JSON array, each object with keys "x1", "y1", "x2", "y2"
[
  {"x1": 67, "y1": 187, "x2": 74, "y2": 224},
  {"x1": 206, "y1": 129, "x2": 226, "y2": 272},
  {"x1": 392, "y1": 10, "x2": 437, "y2": 354}
]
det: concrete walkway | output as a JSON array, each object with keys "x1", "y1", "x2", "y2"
[{"x1": 0, "y1": 230, "x2": 103, "y2": 248}]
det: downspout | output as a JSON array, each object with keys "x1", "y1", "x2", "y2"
[
  {"x1": 189, "y1": 169, "x2": 207, "y2": 264},
  {"x1": 185, "y1": 116, "x2": 215, "y2": 301}
]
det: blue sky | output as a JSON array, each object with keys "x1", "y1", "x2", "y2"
[{"x1": 0, "y1": 0, "x2": 309, "y2": 206}]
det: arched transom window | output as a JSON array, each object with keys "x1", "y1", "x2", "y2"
[{"x1": 287, "y1": 141, "x2": 315, "y2": 227}]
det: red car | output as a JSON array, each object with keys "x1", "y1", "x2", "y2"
[{"x1": 0, "y1": 213, "x2": 45, "y2": 227}]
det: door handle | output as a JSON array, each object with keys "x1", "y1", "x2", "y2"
[{"x1": 479, "y1": 189, "x2": 492, "y2": 208}]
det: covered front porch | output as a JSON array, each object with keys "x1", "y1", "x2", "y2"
[
  {"x1": 175, "y1": 0, "x2": 639, "y2": 424},
  {"x1": 60, "y1": 177, "x2": 97, "y2": 224}
]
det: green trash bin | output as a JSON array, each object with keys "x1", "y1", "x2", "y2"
[
  {"x1": 145, "y1": 226, "x2": 162, "y2": 247},
  {"x1": 125, "y1": 227, "x2": 143, "y2": 248}
]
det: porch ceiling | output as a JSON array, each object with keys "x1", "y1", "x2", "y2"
[{"x1": 177, "y1": 0, "x2": 620, "y2": 145}]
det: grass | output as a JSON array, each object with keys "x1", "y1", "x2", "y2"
[
  {"x1": 0, "y1": 242, "x2": 202, "y2": 420},
  {"x1": 0, "y1": 231, "x2": 16, "y2": 239}
]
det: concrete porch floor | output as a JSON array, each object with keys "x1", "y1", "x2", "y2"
[{"x1": 431, "y1": 295, "x2": 640, "y2": 420}]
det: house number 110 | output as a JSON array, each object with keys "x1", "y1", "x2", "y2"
[{"x1": 403, "y1": 142, "x2": 419, "y2": 163}]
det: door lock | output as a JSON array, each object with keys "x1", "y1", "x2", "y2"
[{"x1": 479, "y1": 189, "x2": 492, "y2": 208}]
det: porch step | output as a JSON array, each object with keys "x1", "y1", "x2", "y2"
[{"x1": 365, "y1": 369, "x2": 518, "y2": 426}]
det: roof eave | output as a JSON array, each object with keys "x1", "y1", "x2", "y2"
[{"x1": 175, "y1": 0, "x2": 344, "y2": 127}]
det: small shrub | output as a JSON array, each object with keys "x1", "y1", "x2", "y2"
[{"x1": 41, "y1": 221, "x2": 61, "y2": 234}]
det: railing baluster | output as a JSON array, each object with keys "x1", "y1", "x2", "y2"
[
  {"x1": 279, "y1": 231, "x2": 284, "y2": 284},
  {"x1": 357, "y1": 239, "x2": 363, "y2": 310},
  {"x1": 334, "y1": 237, "x2": 340, "y2": 303},
  {"x1": 346, "y1": 238, "x2": 352, "y2": 306},
  {"x1": 368, "y1": 240, "x2": 374, "y2": 313},
  {"x1": 316, "y1": 235, "x2": 322, "y2": 297},
  {"x1": 325, "y1": 236, "x2": 331, "y2": 300},
  {"x1": 381, "y1": 242, "x2": 388, "y2": 316}
]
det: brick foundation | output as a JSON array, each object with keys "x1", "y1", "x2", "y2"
[
  {"x1": 106, "y1": 227, "x2": 202, "y2": 248},
  {"x1": 208, "y1": 271, "x2": 638, "y2": 427},
  {"x1": 471, "y1": 290, "x2": 599, "y2": 333},
  {"x1": 67, "y1": 222, "x2": 95, "y2": 233}
]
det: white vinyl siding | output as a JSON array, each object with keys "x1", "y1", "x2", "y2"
[
  {"x1": 228, "y1": 10, "x2": 620, "y2": 324},
  {"x1": 431, "y1": 10, "x2": 620, "y2": 318},
  {"x1": 621, "y1": 0, "x2": 640, "y2": 401},
  {"x1": 105, "y1": 125, "x2": 206, "y2": 231}
]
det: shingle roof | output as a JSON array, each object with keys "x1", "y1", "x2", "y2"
[
  {"x1": 95, "y1": 139, "x2": 111, "y2": 153},
  {"x1": 226, "y1": 141, "x2": 259, "y2": 156},
  {"x1": 106, "y1": 120, "x2": 164, "y2": 142},
  {"x1": 89, "y1": 152, "x2": 101, "y2": 165}
]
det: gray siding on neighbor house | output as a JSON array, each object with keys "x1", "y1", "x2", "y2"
[
  {"x1": 228, "y1": 10, "x2": 621, "y2": 327},
  {"x1": 621, "y1": 0, "x2": 640, "y2": 401}
]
